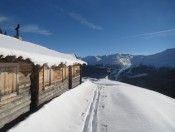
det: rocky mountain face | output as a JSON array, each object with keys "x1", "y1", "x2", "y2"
[{"x1": 82, "y1": 48, "x2": 175, "y2": 98}]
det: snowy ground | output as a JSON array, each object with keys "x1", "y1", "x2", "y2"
[{"x1": 9, "y1": 78, "x2": 175, "y2": 132}]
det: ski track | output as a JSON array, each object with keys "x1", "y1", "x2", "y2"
[{"x1": 82, "y1": 84, "x2": 102, "y2": 132}]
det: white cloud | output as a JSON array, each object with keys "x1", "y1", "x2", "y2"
[
  {"x1": 21, "y1": 25, "x2": 52, "y2": 35},
  {"x1": 52, "y1": 5, "x2": 104, "y2": 31},
  {"x1": 134, "y1": 28, "x2": 175, "y2": 37},
  {"x1": 0, "y1": 16, "x2": 8, "y2": 22},
  {"x1": 116, "y1": 28, "x2": 175, "y2": 40},
  {"x1": 68, "y1": 12, "x2": 104, "y2": 31}
]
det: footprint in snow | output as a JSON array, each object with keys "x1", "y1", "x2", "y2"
[
  {"x1": 101, "y1": 95, "x2": 107, "y2": 98},
  {"x1": 81, "y1": 112, "x2": 85, "y2": 117}
]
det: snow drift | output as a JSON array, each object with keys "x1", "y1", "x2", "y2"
[{"x1": 9, "y1": 79, "x2": 175, "y2": 132}]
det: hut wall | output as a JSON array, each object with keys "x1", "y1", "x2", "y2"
[
  {"x1": 0, "y1": 60, "x2": 83, "y2": 128},
  {"x1": 33, "y1": 65, "x2": 69, "y2": 107},
  {"x1": 71, "y1": 65, "x2": 81, "y2": 88},
  {"x1": 0, "y1": 61, "x2": 32, "y2": 128}
]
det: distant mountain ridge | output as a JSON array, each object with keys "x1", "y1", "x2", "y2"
[
  {"x1": 81, "y1": 48, "x2": 175, "y2": 99},
  {"x1": 82, "y1": 54, "x2": 133, "y2": 68},
  {"x1": 82, "y1": 48, "x2": 175, "y2": 68}
]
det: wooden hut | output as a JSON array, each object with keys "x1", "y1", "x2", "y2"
[{"x1": 0, "y1": 34, "x2": 85, "y2": 128}]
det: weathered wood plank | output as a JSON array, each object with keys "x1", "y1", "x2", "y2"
[
  {"x1": 0, "y1": 95, "x2": 30, "y2": 110},
  {"x1": 19, "y1": 73, "x2": 31, "y2": 82},
  {"x1": 19, "y1": 83, "x2": 31, "y2": 89},
  {"x1": 72, "y1": 76, "x2": 80, "y2": 88},
  {"x1": 38, "y1": 81, "x2": 68, "y2": 101},
  {"x1": 0, "y1": 92, "x2": 17, "y2": 102},
  {"x1": 39, "y1": 86, "x2": 59, "y2": 98},
  {"x1": 72, "y1": 65, "x2": 80, "y2": 78},
  {"x1": 0, "y1": 99, "x2": 30, "y2": 119},
  {"x1": 38, "y1": 87, "x2": 67, "y2": 106},
  {"x1": 54, "y1": 67, "x2": 63, "y2": 83},
  {"x1": 18, "y1": 86, "x2": 30, "y2": 94},
  {"x1": 39, "y1": 66, "x2": 44, "y2": 92},
  {"x1": 73, "y1": 75, "x2": 80, "y2": 79},
  {"x1": 0, "y1": 64, "x2": 18, "y2": 96},
  {"x1": 0, "y1": 105, "x2": 30, "y2": 128}
]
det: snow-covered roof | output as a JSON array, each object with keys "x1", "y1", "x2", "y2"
[{"x1": 0, "y1": 34, "x2": 86, "y2": 66}]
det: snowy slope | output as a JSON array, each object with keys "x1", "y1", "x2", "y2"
[
  {"x1": 82, "y1": 48, "x2": 175, "y2": 68},
  {"x1": 9, "y1": 78, "x2": 175, "y2": 132},
  {"x1": 132, "y1": 48, "x2": 175, "y2": 67},
  {"x1": 83, "y1": 54, "x2": 133, "y2": 67},
  {"x1": 0, "y1": 34, "x2": 85, "y2": 66}
]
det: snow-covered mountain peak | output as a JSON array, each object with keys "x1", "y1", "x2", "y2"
[
  {"x1": 132, "y1": 48, "x2": 175, "y2": 67},
  {"x1": 83, "y1": 53, "x2": 133, "y2": 67},
  {"x1": 115, "y1": 54, "x2": 133, "y2": 67},
  {"x1": 82, "y1": 48, "x2": 175, "y2": 68}
]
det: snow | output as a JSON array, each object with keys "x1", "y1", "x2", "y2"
[
  {"x1": 9, "y1": 78, "x2": 175, "y2": 132},
  {"x1": 95, "y1": 56, "x2": 101, "y2": 62},
  {"x1": 9, "y1": 80, "x2": 97, "y2": 132},
  {"x1": 82, "y1": 48, "x2": 175, "y2": 68},
  {"x1": 115, "y1": 65, "x2": 130, "y2": 80},
  {"x1": 0, "y1": 34, "x2": 85, "y2": 66},
  {"x1": 82, "y1": 54, "x2": 132, "y2": 67},
  {"x1": 132, "y1": 48, "x2": 175, "y2": 68}
]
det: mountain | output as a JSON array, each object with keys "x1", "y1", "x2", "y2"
[
  {"x1": 82, "y1": 54, "x2": 133, "y2": 68},
  {"x1": 81, "y1": 48, "x2": 175, "y2": 99},
  {"x1": 132, "y1": 48, "x2": 175, "y2": 68},
  {"x1": 82, "y1": 48, "x2": 175, "y2": 68}
]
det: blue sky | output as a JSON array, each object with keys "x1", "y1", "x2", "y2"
[{"x1": 0, "y1": 0, "x2": 175, "y2": 57}]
